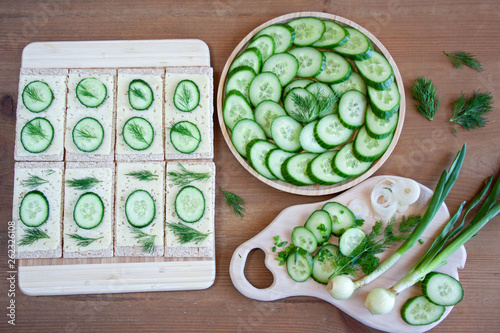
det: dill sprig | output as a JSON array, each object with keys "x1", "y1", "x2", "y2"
[
  {"x1": 450, "y1": 90, "x2": 493, "y2": 133},
  {"x1": 67, "y1": 233, "x2": 103, "y2": 247},
  {"x1": 127, "y1": 120, "x2": 150, "y2": 145},
  {"x1": 289, "y1": 91, "x2": 320, "y2": 123},
  {"x1": 19, "y1": 227, "x2": 50, "y2": 246},
  {"x1": 166, "y1": 222, "x2": 210, "y2": 244},
  {"x1": 221, "y1": 189, "x2": 245, "y2": 219},
  {"x1": 177, "y1": 83, "x2": 193, "y2": 110},
  {"x1": 21, "y1": 174, "x2": 48, "y2": 188},
  {"x1": 44, "y1": 169, "x2": 55, "y2": 175},
  {"x1": 126, "y1": 170, "x2": 158, "y2": 182},
  {"x1": 25, "y1": 119, "x2": 49, "y2": 140},
  {"x1": 169, "y1": 123, "x2": 200, "y2": 141},
  {"x1": 74, "y1": 128, "x2": 97, "y2": 139},
  {"x1": 412, "y1": 77, "x2": 441, "y2": 121},
  {"x1": 66, "y1": 175, "x2": 101, "y2": 190},
  {"x1": 311, "y1": 87, "x2": 339, "y2": 115},
  {"x1": 130, "y1": 86, "x2": 146, "y2": 101},
  {"x1": 444, "y1": 51, "x2": 484, "y2": 72},
  {"x1": 128, "y1": 226, "x2": 156, "y2": 254},
  {"x1": 24, "y1": 85, "x2": 44, "y2": 103},
  {"x1": 77, "y1": 83, "x2": 97, "y2": 99},
  {"x1": 167, "y1": 163, "x2": 211, "y2": 186},
  {"x1": 332, "y1": 215, "x2": 421, "y2": 277}
]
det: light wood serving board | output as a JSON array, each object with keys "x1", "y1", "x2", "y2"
[
  {"x1": 18, "y1": 39, "x2": 215, "y2": 296},
  {"x1": 230, "y1": 176, "x2": 467, "y2": 333}
]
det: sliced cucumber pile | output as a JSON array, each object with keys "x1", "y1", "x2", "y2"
[{"x1": 224, "y1": 17, "x2": 400, "y2": 186}]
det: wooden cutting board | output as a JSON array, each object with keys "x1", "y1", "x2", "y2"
[
  {"x1": 18, "y1": 39, "x2": 215, "y2": 296},
  {"x1": 230, "y1": 175, "x2": 467, "y2": 333}
]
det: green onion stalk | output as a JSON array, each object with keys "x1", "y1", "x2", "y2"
[
  {"x1": 364, "y1": 171, "x2": 500, "y2": 315},
  {"x1": 328, "y1": 145, "x2": 467, "y2": 301}
]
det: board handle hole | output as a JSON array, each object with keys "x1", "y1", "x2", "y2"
[{"x1": 244, "y1": 248, "x2": 274, "y2": 289}]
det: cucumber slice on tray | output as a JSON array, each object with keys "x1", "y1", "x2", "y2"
[
  {"x1": 125, "y1": 190, "x2": 156, "y2": 228},
  {"x1": 19, "y1": 190, "x2": 49, "y2": 227},
  {"x1": 222, "y1": 17, "x2": 400, "y2": 188},
  {"x1": 73, "y1": 192, "x2": 104, "y2": 230},
  {"x1": 21, "y1": 117, "x2": 54, "y2": 154},
  {"x1": 175, "y1": 186, "x2": 205, "y2": 223},
  {"x1": 129, "y1": 79, "x2": 154, "y2": 110},
  {"x1": 174, "y1": 80, "x2": 200, "y2": 112},
  {"x1": 22, "y1": 81, "x2": 53, "y2": 113},
  {"x1": 76, "y1": 77, "x2": 107, "y2": 108},
  {"x1": 123, "y1": 117, "x2": 154, "y2": 151},
  {"x1": 72, "y1": 117, "x2": 104, "y2": 153},
  {"x1": 170, "y1": 121, "x2": 201, "y2": 154}
]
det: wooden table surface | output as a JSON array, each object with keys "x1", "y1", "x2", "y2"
[{"x1": 1, "y1": 0, "x2": 499, "y2": 332}]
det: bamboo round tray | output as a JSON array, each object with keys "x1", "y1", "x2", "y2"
[{"x1": 217, "y1": 12, "x2": 405, "y2": 196}]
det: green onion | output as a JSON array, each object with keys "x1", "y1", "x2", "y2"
[
  {"x1": 364, "y1": 170, "x2": 500, "y2": 315},
  {"x1": 328, "y1": 144, "x2": 467, "y2": 300}
]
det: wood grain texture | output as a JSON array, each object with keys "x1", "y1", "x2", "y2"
[
  {"x1": 217, "y1": 12, "x2": 406, "y2": 196},
  {"x1": 1, "y1": 0, "x2": 500, "y2": 332}
]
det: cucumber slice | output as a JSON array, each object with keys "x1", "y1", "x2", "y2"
[
  {"x1": 283, "y1": 87, "x2": 318, "y2": 123},
  {"x1": 401, "y1": 295, "x2": 445, "y2": 326},
  {"x1": 365, "y1": 105, "x2": 398, "y2": 139},
  {"x1": 128, "y1": 79, "x2": 154, "y2": 110},
  {"x1": 353, "y1": 126, "x2": 393, "y2": 162},
  {"x1": 299, "y1": 120, "x2": 327, "y2": 154},
  {"x1": 72, "y1": 117, "x2": 104, "y2": 153},
  {"x1": 304, "y1": 209, "x2": 332, "y2": 244},
  {"x1": 174, "y1": 80, "x2": 200, "y2": 112},
  {"x1": 322, "y1": 202, "x2": 356, "y2": 237},
  {"x1": 312, "y1": 244, "x2": 339, "y2": 284},
  {"x1": 282, "y1": 78, "x2": 314, "y2": 100},
  {"x1": 73, "y1": 192, "x2": 104, "y2": 230},
  {"x1": 225, "y1": 66, "x2": 256, "y2": 102},
  {"x1": 229, "y1": 47, "x2": 262, "y2": 74},
  {"x1": 170, "y1": 121, "x2": 201, "y2": 154},
  {"x1": 223, "y1": 90, "x2": 255, "y2": 131},
  {"x1": 248, "y1": 72, "x2": 282, "y2": 107},
  {"x1": 314, "y1": 51, "x2": 352, "y2": 84},
  {"x1": 306, "y1": 151, "x2": 347, "y2": 185},
  {"x1": 246, "y1": 139, "x2": 278, "y2": 180},
  {"x1": 333, "y1": 27, "x2": 374, "y2": 61},
  {"x1": 175, "y1": 186, "x2": 205, "y2": 223},
  {"x1": 20, "y1": 117, "x2": 54, "y2": 153},
  {"x1": 270, "y1": 115, "x2": 302, "y2": 153},
  {"x1": 262, "y1": 52, "x2": 299, "y2": 86},
  {"x1": 22, "y1": 81, "x2": 53, "y2": 113},
  {"x1": 254, "y1": 24, "x2": 295, "y2": 53},
  {"x1": 231, "y1": 119, "x2": 266, "y2": 158},
  {"x1": 421, "y1": 272, "x2": 464, "y2": 306},
  {"x1": 287, "y1": 17, "x2": 326, "y2": 46},
  {"x1": 19, "y1": 190, "x2": 49, "y2": 227},
  {"x1": 333, "y1": 142, "x2": 373, "y2": 178},
  {"x1": 331, "y1": 72, "x2": 367, "y2": 96},
  {"x1": 291, "y1": 226, "x2": 317, "y2": 253},
  {"x1": 286, "y1": 247, "x2": 313, "y2": 282},
  {"x1": 313, "y1": 114, "x2": 353, "y2": 149},
  {"x1": 355, "y1": 51, "x2": 394, "y2": 91},
  {"x1": 123, "y1": 117, "x2": 154, "y2": 151},
  {"x1": 254, "y1": 100, "x2": 286, "y2": 138},
  {"x1": 339, "y1": 227, "x2": 365, "y2": 256},
  {"x1": 368, "y1": 81, "x2": 400, "y2": 118},
  {"x1": 338, "y1": 90, "x2": 367, "y2": 129},
  {"x1": 287, "y1": 47, "x2": 325, "y2": 77},
  {"x1": 125, "y1": 190, "x2": 156, "y2": 228},
  {"x1": 305, "y1": 82, "x2": 338, "y2": 117},
  {"x1": 247, "y1": 35, "x2": 275, "y2": 62},
  {"x1": 312, "y1": 20, "x2": 349, "y2": 48},
  {"x1": 265, "y1": 148, "x2": 295, "y2": 181},
  {"x1": 281, "y1": 152, "x2": 317, "y2": 186},
  {"x1": 76, "y1": 77, "x2": 107, "y2": 108}
]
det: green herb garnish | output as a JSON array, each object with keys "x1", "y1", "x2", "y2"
[
  {"x1": 21, "y1": 174, "x2": 48, "y2": 188},
  {"x1": 67, "y1": 233, "x2": 103, "y2": 247},
  {"x1": 274, "y1": 235, "x2": 288, "y2": 248},
  {"x1": 450, "y1": 90, "x2": 493, "y2": 132},
  {"x1": 126, "y1": 170, "x2": 158, "y2": 182},
  {"x1": 177, "y1": 83, "x2": 193, "y2": 111},
  {"x1": 19, "y1": 227, "x2": 50, "y2": 246},
  {"x1": 127, "y1": 120, "x2": 150, "y2": 145},
  {"x1": 276, "y1": 244, "x2": 295, "y2": 266},
  {"x1": 130, "y1": 86, "x2": 146, "y2": 101},
  {"x1": 221, "y1": 189, "x2": 245, "y2": 219},
  {"x1": 310, "y1": 87, "x2": 339, "y2": 116},
  {"x1": 24, "y1": 85, "x2": 44, "y2": 103},
  {"x1": 444, "y1": 51, "x2": 484, "y2": 72},
  {"x1": 166, "y1": 222, "x2": 210, "y2": 244},
  {"x1": 128, "y1": 226, "x2": 156, "y2": 254},
  {"x1": 25, "y1": 119, "x2": 49, "y2": 140},
  {"x1": 44, "y1": 169, "x2": 55, "y2": 175},
  {"x1": 289, "y1": 92, "x2": 319, "y2": 123},
  {"x1": 66, "y1": 175, "x2": 101, "y2": 190},
  {"x1": 167, "y1": 163, "x2": 211, "y2": 187},
  {"x1": 74, "y1": 128, "x2": 97, "y2": 139},
  {"x1": 412, "y1": 77, "x2": 440, "y2": 121},
  {"x1": 169, "y1": 123, "x2": 200, "y2": 141},
  {"x1": 77, "y1": 84, "x2": 97, "y2": 99}
]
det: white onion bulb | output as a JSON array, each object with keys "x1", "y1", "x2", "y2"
[
  {"x1": 327, "y1": 275, "x2": 355, "y2": 300},
  {"x1": 364, "y1": 288, "x2": 397, "y2": 315}
]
